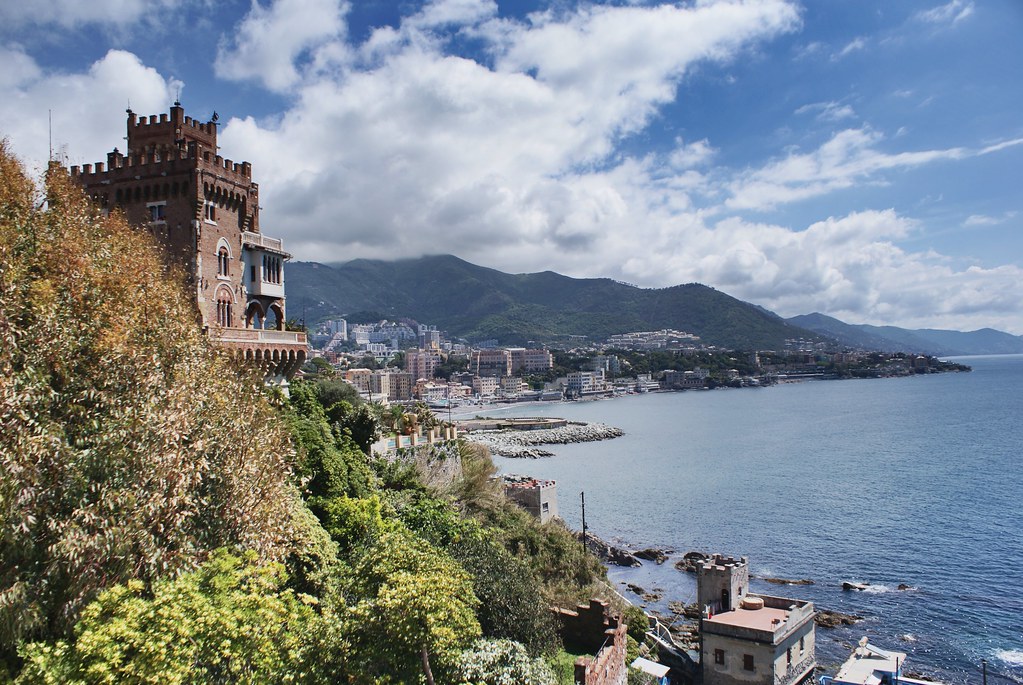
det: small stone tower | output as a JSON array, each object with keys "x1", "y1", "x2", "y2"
[{"x1": 697, "y1": 554, "x2": 749, "y2": 614}]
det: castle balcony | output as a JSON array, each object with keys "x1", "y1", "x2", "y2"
[
  {"x1": 209, "y1": 327, "x2": 307, "y2": 380},
  {"x1": 241, "y1": 231, "x2": 289, "y2": 256},
  {"x1": 242, "y1": 231, "x2": 289, "y2": 299}
]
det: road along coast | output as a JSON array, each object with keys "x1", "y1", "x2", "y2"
[{"x1": 461, "y1": 419, "x2": 624, "y2": 458}]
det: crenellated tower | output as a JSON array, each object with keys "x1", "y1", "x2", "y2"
[{"x1": 71, "y1": 103, "x2": 306, "y2": 382}]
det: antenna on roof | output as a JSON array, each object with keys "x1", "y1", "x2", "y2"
[{"x1": 174, "y1": 86, "x2": 181, "y2": 107}]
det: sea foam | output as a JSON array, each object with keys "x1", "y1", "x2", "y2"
[{"x1": 995, "y1": 649, "x2": 1023, "y2": 667}]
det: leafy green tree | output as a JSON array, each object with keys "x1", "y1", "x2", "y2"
[
  {"x1": 346, "y1": 530, "x2": 481, "y2": 684},
  {"x1": 324, "y1": 400, "x2": 379, "y2": 454},
  {"x1": 313, "y1": 377, "x2": 362, "y2": 408},
  {"x1": 433, "y1": 354, "x2": 468, "y2": 380},
  {"x1": 449, "y1": 537, "x2": 559, "y2": 657},
  {"x1": 17, "y1": 550, "x2": 339, "y2": 685},
  {"x1": 305, "y1": 356, "x2": 335, "y2": 376},
  {"x1": 286, "y1": 382, "x2": 372, "y2": 501},
  {"x1": 316, "y1": 495, "x2": 391, "y2": 558},
  {"x1": 356, "y1": 354, "x2": 379, "y2": 370},
  {"x1": 0, "y1": 146, "x2": 300, "y2": 661},
  {"x1": 454, "y1": 639, "x2": 556, "y2": 685}
]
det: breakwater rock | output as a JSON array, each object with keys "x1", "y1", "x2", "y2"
[
  {"x1": 465, "y1": 421, "x2": 624, "y2": 458},
  {"x1": 815, "y1": 609, "x2": 863, "y2": 628}
]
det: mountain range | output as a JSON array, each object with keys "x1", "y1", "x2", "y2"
[
  {"x1": 285, "y1": 255, "x2": 1023, "y2": 355},
  {"x1": 787, "y1": 313, "x2": 1023, "y2": 357}
]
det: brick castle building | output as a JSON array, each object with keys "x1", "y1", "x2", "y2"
[{"x1": 70, "y1": 103, "x2": 306, "y2": 381}]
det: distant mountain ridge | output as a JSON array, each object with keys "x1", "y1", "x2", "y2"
[
  {"x1": 284, "y1": 255, "x2": 1022, "y2": 354},
  {"x1": 285, "y1": 255, "x2": 821, "y2": 349},
  {"x1": 787, "y1": 313, "x2": 1023, "y2": 356}
]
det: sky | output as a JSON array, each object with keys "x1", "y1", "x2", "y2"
[{"x1": 2, "y1": 0, "x2": 1022, "y2": 335}]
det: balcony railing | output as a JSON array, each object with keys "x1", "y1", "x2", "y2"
[
  {"x1": 241, "y1": 231, "x2": 289, "y2": 256},
  {"x1": 210, "y1": 327, "x2": 307, "y2": 346}
]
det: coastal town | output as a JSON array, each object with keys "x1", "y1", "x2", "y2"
[{"x1": 304, "y1": 315, "x2": 970, "y2": 410}]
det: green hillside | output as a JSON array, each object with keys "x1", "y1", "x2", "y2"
[{"x1": 287, "y1": 255, "x2": 820, "y2": 350}]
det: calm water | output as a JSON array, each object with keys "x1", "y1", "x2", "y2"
[{"x1": 487, "y1": 355, "x2": 1023, "y2": 685}]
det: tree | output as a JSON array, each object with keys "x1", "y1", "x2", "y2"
[
  {"x1": 356, "y1": 354, "x2": 379, "y2": 370},
  {"x1": 345, "y1": 530, "x2": 481, "y2": 683},
  {"x1": 454, "y1": 639, "x2": 556, "y2": 685},
  {"x1": 313, "y1": 378, "x2": 362, "y2": 408},
  {"x1": 286, "y1": 383, "x2": 373, "y2": 501},
  {"x1": 17, "y1": 550, "x2": 339, "y2": 684},
  {"x1": 305, "y1": 356, "x2": 335, "y2": 376},
  {"x1": 324, "y1": 400, "x2": 379, "y2": 454},
  {"x1": 0, "y1": 148, "x2": 300, "y2": 662},
  {"x1": 449, "y1": 536, "x2": 559, "y2": 657}
]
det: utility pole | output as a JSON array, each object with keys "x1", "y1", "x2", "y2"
[{"x1": 580, "y1": 491, "x2": 587, "y2": 553}]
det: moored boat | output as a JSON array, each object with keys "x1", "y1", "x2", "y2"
[{"x1": 819, "y1": 638, "x2": 944, "y2": 685}]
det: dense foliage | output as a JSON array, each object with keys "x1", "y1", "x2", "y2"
[
  {"x1": 17, "y1": 551, "x2": 337, "y2": 685},
  {"x1": 0, "y1": 147, "x2": 300, "y2": 665}
]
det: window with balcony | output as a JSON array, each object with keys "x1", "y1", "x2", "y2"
[{"x1": 262, "y1": 254, "x2": 282, "y2": 284}]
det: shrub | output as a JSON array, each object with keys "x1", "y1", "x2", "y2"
[{"x1": 17, "y1": 550, "x2": 339, "y2": 684}]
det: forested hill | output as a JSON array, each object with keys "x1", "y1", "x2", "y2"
[{"x1": 286, "y1": 255, "x2": 821, "y2": 350}]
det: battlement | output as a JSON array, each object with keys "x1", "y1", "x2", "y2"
[
  {"x1": 700, "y1": 554, "x2": 749, "y2": 572},
  {"x1": 62, "y1": 103, "x2": 253, "y2": 183},
  {"x1": 698, "y1": 553, "x2": 750, "y2": 613},
  {"x1": 70, "y1": 146, "x2": 253, "y2": 182}
]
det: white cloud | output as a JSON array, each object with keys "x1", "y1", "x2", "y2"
[
  {"x1": 215, "y1": 0, "x2": 351, "y2": 92},
  {"x1": 409, "y1": 0, "x2": 498, "y2": 29},
  {"x1": 794, "y1": 101, "x2": 856, "y2": 122},
  {"x1": 219, "y1": 0, "x2": 803, "y2": 257},
  {"x1": 0, "y1": 50, "x2": 178, "y2": 173},
  {"x1": 964, "y1": 211, "x2": 1017, "y2": 227},
  {"x1": 726, "y1": 128, "x2": 970, "y2": 211},
  {"x1": 668, "y1": 138, "x2": 717, "y2": 169},
  {"x1": 0, "y1": 46, "x2": 41, "y2": 90},
  {"x1": 832, "y1": 36, "x2": 866, "y2": 61},
  {"x1": 0, "y1": 0, "x2": 187, "y2": 29},
  {"x1": 915, "y1": 1, "x2": 975, "y2": 25},
  {"x1": 979, "y1": 138, "x2": 1023, "y2": 155}
]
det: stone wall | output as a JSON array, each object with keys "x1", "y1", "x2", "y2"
[{"x1": 574, "y1": 621, "x2": 628, "y2": 685}]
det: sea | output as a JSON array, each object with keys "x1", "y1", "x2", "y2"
[{"x1": 484, "y1": 354, "x2": 1023, "y2": 685}]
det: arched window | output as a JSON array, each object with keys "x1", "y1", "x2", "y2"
[
  {"x1": 218, "y1": 247, "x2": 229, "y2": 277},
  {"x1": 216, "y1": 291, "x2": 233, "y2": 327}
]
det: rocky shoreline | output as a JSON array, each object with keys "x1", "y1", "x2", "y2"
[
  {"x1": 464, "y1": 421, "x2": 624, "y2": 458},
  {"x1": 584, "y1": 538, "x2": 872, "y2": 634}
]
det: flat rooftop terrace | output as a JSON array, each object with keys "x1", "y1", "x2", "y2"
[{"x1": 704, "y1": 606, "x2": 790, "y2": 633}]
